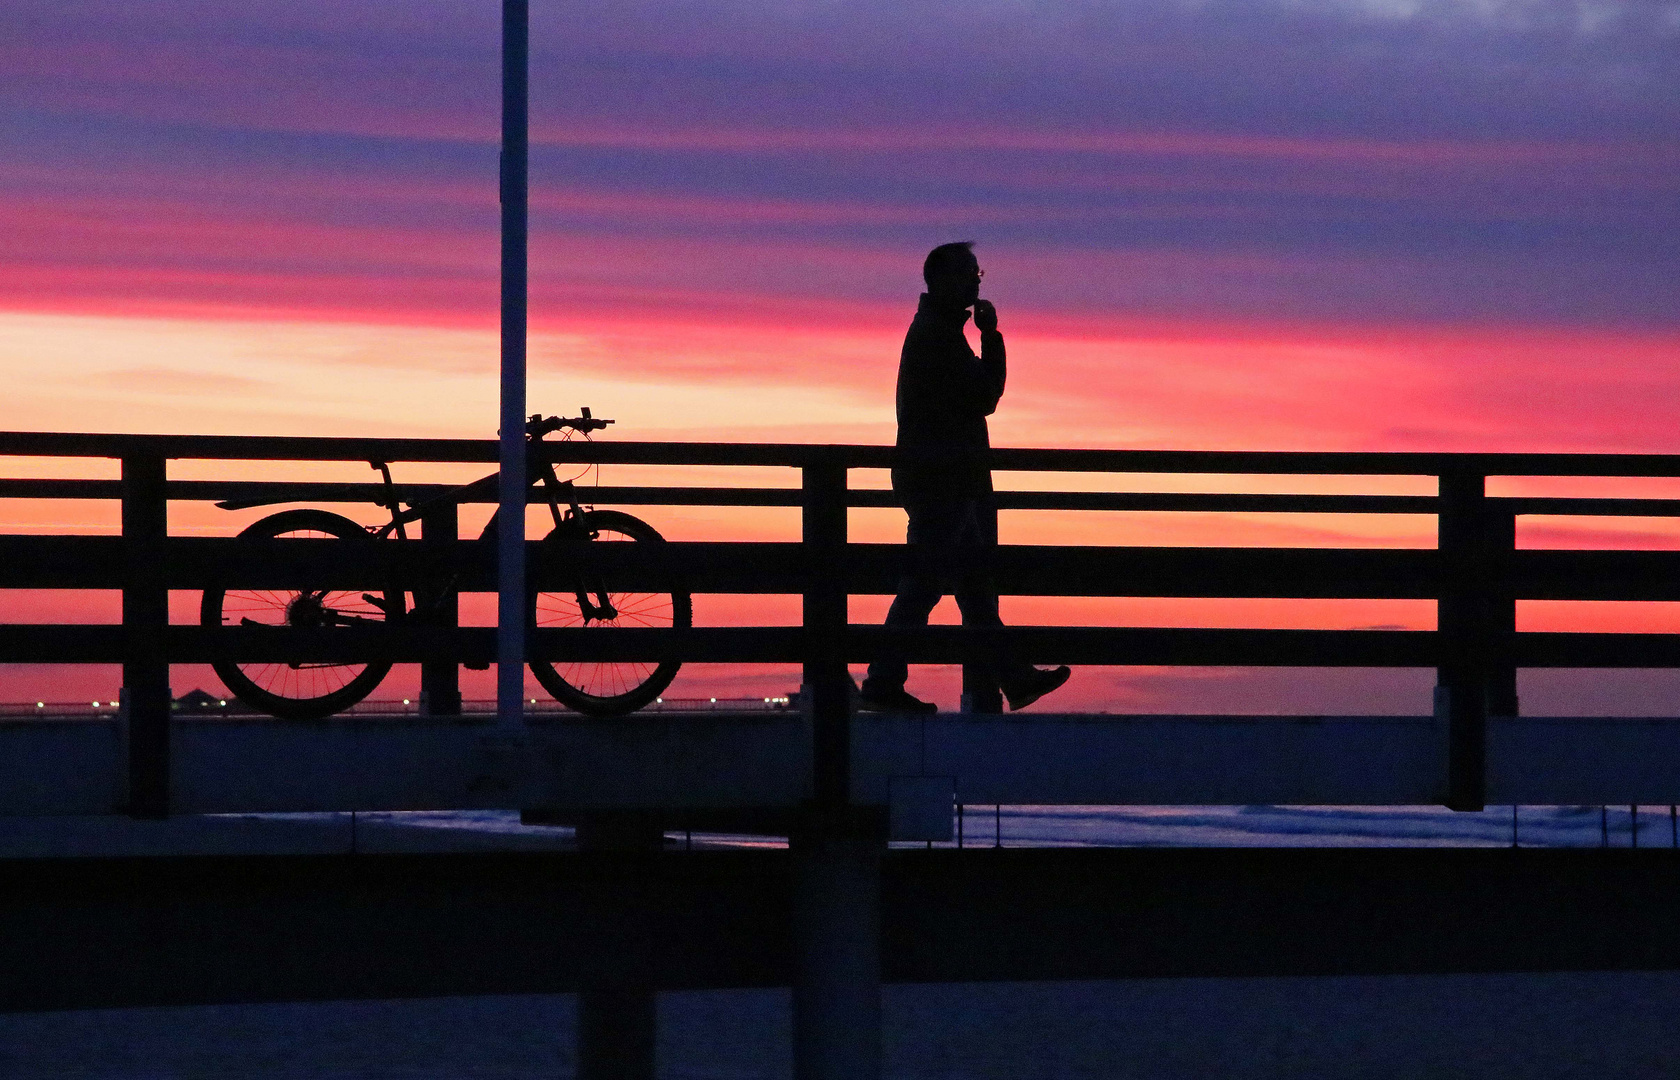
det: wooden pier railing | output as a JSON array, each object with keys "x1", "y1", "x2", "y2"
[{"x1": 6, "y1": 430, "x2": 1680, "y2": 817}]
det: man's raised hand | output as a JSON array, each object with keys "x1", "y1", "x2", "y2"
[{"x1": 973, "y1": 299, "x2": 999, "y2": 333}]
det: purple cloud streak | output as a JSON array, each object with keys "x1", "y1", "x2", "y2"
[{"x1": 0, "y1": 0, "x2": 1674, "y2": 327}]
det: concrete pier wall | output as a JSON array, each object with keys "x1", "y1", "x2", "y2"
[{"x1": 3, "y1": 712, "x2": 1680, "y2": 816}]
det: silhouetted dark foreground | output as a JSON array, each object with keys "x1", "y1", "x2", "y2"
[
  {"x1": 4, "y1": 970, "x2": 1680, "y2": 1079},
  {"x1": 5, "y1": 848, "x2": 1680, "y2": 1012}
]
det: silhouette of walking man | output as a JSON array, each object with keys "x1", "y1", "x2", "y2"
[{"x1": 858, "y1": 242, "x2": 1070, "y2": 713}]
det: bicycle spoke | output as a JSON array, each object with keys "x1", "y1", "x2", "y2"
[
  {"x1": 209, "y1": 512, "x2": 396, "y2": 717},
  {"x1": 526, "y1": 513, "x2": 690, "y2": 714}
]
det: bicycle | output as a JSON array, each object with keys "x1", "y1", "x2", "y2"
[{"x1": 200, "y1": 411, "x2": 692, "y2": 720}]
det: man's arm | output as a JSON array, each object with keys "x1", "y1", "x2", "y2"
[
  {"x1": 971, "y1": 299, "x2": 1006, "y2": 416},
  {"x1": 899, "y1": 305, "x2": 1008, "y2": 425}
]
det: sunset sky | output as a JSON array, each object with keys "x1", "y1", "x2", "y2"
[{"x1": 4, "y1": 0, "x2": 1679, "y2": 711}]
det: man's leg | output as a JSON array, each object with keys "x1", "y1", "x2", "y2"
[
  {"x1": 862, "y1": 499, "x2": 962, "y2": 696},
  {"x1": 951, "y1": 493, "x2": 1070, "y2": 710},
  {"x1": 949, "y1": 495, "x2": 1011, "y2": 708}
]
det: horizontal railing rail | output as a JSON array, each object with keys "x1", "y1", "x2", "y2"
[
  {"x1": 6, "y1": 623, "x2": 1680, "y2": 668},
  {"x1": 12, "y1": 475, "x2": 1680, "y2": 519},
  {"x1": 11, "y1": 427, "x2": 1680, "y2": 475},
  {"x1": 10, "y1": 536, "x2": 1680, "y2": 600},
  {"x1": 7, "y1": 429, "x2": 1680, "y2": 816}
]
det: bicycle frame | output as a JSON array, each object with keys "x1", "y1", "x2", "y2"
[{"x1": 370, "y1": 442, "x2": 621, "y2": 625}]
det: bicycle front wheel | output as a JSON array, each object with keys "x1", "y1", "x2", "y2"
[
  {"x1": 202, "y1": 508, "x2": 399, "y2": 720},
  {"x1": 528, "y1": 510, "x2": 691, "y2": 716}
]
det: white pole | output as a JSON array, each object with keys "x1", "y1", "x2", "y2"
[{"x1": 497, "y1": 0, "x2": 528, "y2": 727}]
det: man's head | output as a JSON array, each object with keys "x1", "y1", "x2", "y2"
[{"x1": 923, "y1": 241, "x2": 982, "y2": 309}]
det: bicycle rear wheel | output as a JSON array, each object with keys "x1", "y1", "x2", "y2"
[
  {"x1": 201, "y1": 508, "x2": 399, "y2": 720},
  {"x1": 528, "y1": 509, "x2": 691, "y2": 716}
]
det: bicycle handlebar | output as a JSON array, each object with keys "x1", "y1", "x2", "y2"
[{"x1": 526, "y1": 408, "x2": 614, "y2": 438}]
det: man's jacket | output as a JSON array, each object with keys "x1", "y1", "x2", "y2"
[{"x1": 891, "y1": 293, "x2": 1007, "y2": 501}]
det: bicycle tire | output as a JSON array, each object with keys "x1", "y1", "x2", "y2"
[
  {"x1": 527, "y1": 509, "x2": 691, "y2": 716},
  {"x1": 201, "y1": 508, "x2": 399, "y2": 720}
]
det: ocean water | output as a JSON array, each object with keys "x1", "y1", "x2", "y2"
[
  {"x1": 0, "y1": 802, "x2": 1671, "y2": 858},
  {"x1": 4, "y1": 972, "x2": 1679, "y2": 1079},
  {"x1": 958, "y1": 802, "x2": 1677, "y2": 849}
]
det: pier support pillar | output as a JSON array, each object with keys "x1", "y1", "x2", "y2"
[
  {"x1": 575, "y1": 820, "x2": 662, "y2": 1080},
  {"x1": 578, "y1": 988, "x2": 656, "y2": 1080},
  {"x1": 791, "y1": 809, "x2": 885, "y2": 1080}
]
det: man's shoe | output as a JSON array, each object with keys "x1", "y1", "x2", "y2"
[
  {"x1": 1002, "y1": 666, "x2": 1071, "y2": 711},
  {"x1": 856, "y1": 684, "x2": 938, "y2": 714}
]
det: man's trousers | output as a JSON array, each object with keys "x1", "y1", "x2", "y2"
[{"x1": 863, "y1": 492, "x2": 1028, "y2": 699}]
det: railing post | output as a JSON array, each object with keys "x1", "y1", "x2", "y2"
[
  {"x1": 794, "y1": 451, "x2": 883, "y2": 1080},
  {"x1": 1437, "y1": 471, "x2": 1497, "y2": 811},
  {"x1": 1487, "y1": 507, "x2": 1518, "y2": 719},
  {"x1": 419, "y1": 502, "x2": 462, "y2": 716},
  {"x1": 121, "y1": 451, "x2": 170, "y2": 819},
  {"x1": 802, "y1": 453, "x2": 850, "y2": 806},
  {"x1": 961, "y1": 667, "x2": 1003, "y2": 714}
]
